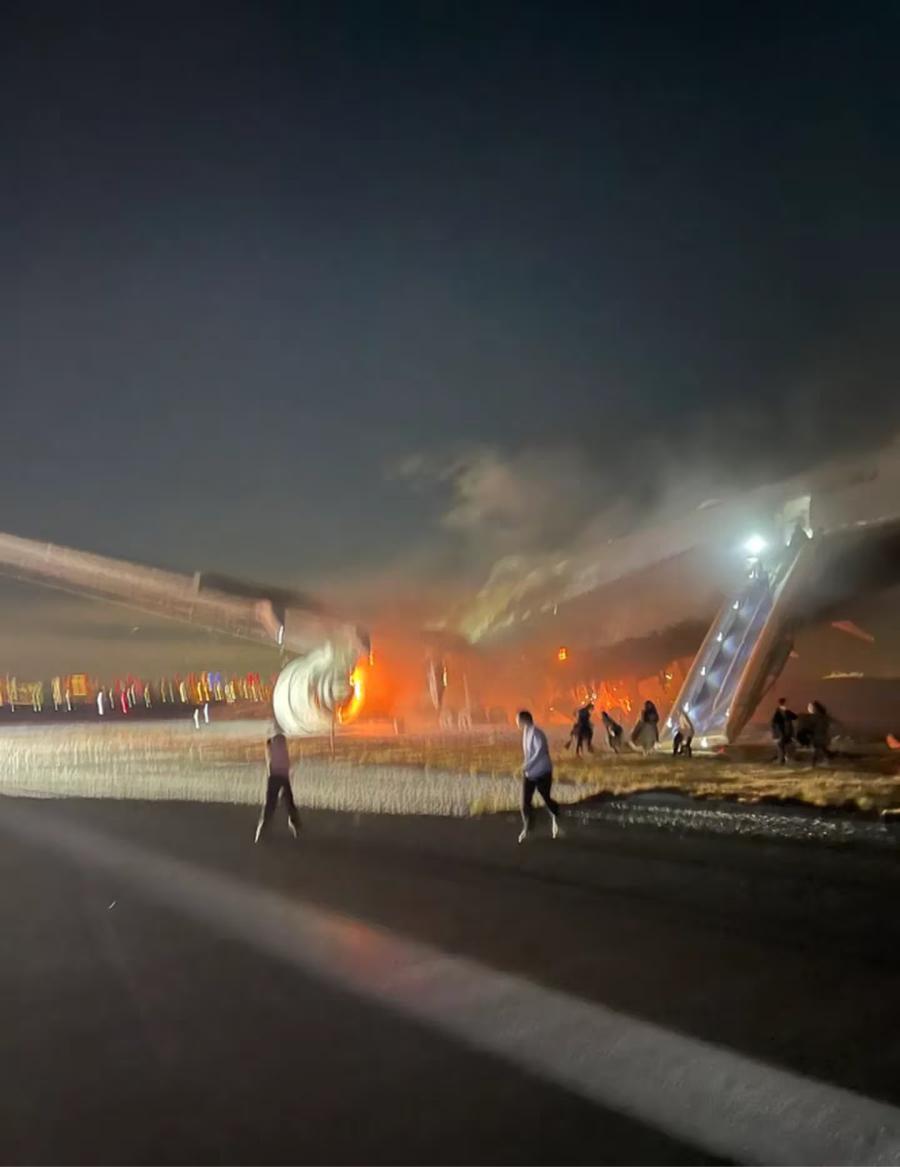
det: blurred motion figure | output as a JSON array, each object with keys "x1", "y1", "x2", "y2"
[
  {"x1": 807, "y1": 700, "x2": 832, "y2": 767},
  {"x1": 672, "y1": 708, "x2": 694, "y2": 757},
  {"x1": 601, "y1": 710, "x2": 624, "y2": 753},
  {"x1": 255, "y1": 730, "x2": 300, "y2": 843}
]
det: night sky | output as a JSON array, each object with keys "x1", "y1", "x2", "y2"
[{"x1": 2, "y1": 2, "x2": 899, "y2": 673}]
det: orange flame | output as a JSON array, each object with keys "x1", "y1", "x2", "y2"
[{"x1": 338, "y1": 660, "x2": 367, "y2": 724}]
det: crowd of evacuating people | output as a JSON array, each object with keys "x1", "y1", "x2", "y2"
[
  {"x1": 559, "y1": 691, "x2": 839, "y2": 770},
  {"x1": 253, "y1": 694, "x2": 839, "y2": 850},
  {"x1": 565, "y1": 698, "x2": 684, "y2": 757},
  {"x1": 771, "y1": 697, "x2": 833, "y2": 766}
]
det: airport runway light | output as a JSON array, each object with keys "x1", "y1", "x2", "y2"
[
  {"x1": 744, "y1": 534, "x2": 767, "y2": 557},
  {"x1": 557, "y1": 646, "x2": 568, "y2": 662}
]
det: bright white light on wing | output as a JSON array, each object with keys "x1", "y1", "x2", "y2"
[{"x1": 744, "y1": 534, "x2": 767, "y2": 556}]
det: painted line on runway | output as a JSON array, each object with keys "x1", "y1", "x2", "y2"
[{"x1": 2, "y1": 800, "x2": 898, "y2": 1166}]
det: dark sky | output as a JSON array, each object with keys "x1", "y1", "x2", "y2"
[{"x1": 2, "y1": 1, "x2": 899, "y2": 669}]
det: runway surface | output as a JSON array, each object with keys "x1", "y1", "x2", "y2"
[{"x1": 0, "y1": 796, "x2": 898, "y2": 1164}]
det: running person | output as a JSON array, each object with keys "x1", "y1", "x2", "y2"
[
  {"x1": 517, "y1": 710, "x2": 561, "y2": 843},
  {"x1": 254, "y1": 730, "x2": 300, "y2": 842}
]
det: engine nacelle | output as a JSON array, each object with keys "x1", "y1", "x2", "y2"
[{"x1": 272, "y1": 633, "x2": 366, "y2": 736}]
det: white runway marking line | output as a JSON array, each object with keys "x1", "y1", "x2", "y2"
[{"x1": 2, "y1": 802, "x2": 899, "y2": 1167}]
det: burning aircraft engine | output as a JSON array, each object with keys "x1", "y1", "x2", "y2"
[
  {"x1": 273, "y1": 635, "x2": 366, "y2": 735},
  {"x1": 0, "y1": 530, "x2": 369, "y2": 737}
]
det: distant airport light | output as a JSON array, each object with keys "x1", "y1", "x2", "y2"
[
  {"x1": 557, "y1": 646, "x2": 568, "y2": 662},
  {"x1": 732, "y1": 600, "x2": 740, "y2": 610},
  {"x1": 743, "y1": 534, "x2": 767, "y2": 557}
]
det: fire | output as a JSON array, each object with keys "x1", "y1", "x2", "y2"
[{"x1": 338, "y1": 660, "x2": 367, "y2": 724}]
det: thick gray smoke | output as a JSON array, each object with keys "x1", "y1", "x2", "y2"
[
  {"x1": 388, "y1": 427, "x2": 900, "y2": 648},
  {"x1": 392, "y1": 442, "x2": 755, "y2": 642}
]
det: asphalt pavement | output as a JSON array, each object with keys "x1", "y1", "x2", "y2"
[{"x1": 0, "y1": 796, "x2": 898, "y2": 1165}]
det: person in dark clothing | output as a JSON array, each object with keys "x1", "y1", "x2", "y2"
[
  {"x1": 672, "y1": 708, "x2": 694, "y2": 757},
  {"x1": 771, "y1": 697, "x2": 798, "y2": 764},
  {"x1": 601, "y1": 710, "x2": 624, "y2": 753},
  {"x1": 808, "y1": 700, "x2": 831, "y2": 766},
  {"x1": 569, "y1": 702, "x2": 595, "y2": 755},
  {"x1": 255, "y1": 730, "x2": 300, "y2": 842},
  {"x1": 631, "y1": 700, "x2": 660, "y2": 753}
]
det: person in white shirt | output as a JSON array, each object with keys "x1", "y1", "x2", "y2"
[
  {"x1": 254, "y1": 729, "x2": 300, "y2": 843},
  {"x1": 516, "y1": 710, "x2": 561, "y2": 843}
]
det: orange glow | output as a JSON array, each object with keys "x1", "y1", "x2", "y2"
[
  {"x1": 338, "y1": 660, "x2": 367, "y2": 724},
  {"x1": 596, "y1": 679, "x2": 632, "y2": 715},
  {"x1": 557, "y1": 646, "x2": 568, "y2": 662}
]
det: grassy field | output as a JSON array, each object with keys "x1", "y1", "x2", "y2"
[
  {"x1": 286, "y1": 733, "x2": 900, "y2": 814},
  {"x1": 208, "y1": 726, "x2": 900, "y2": 815},
  {"x1": 1, "y1": 721, "x2": 899, "y2": 816}
]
